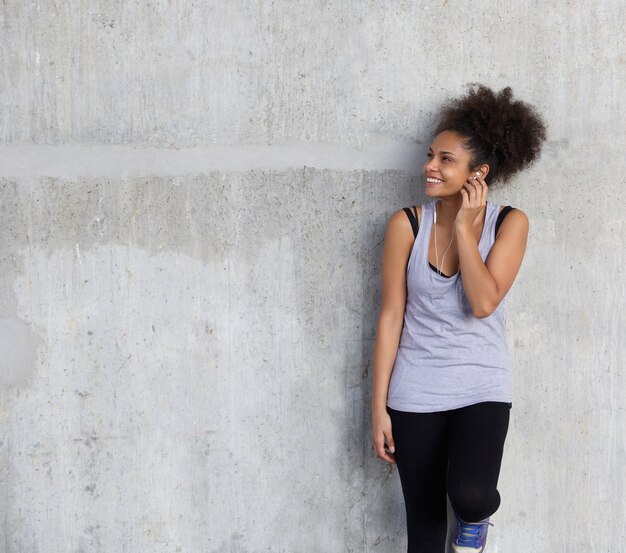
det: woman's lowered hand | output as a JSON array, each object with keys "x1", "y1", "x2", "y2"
[{"x1": 372, "y1": 410, "x2": 396, "y2": 464}]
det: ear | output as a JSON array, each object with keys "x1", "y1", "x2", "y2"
[{"x1": 474, "y1": 164, "x2": 489, "y2": 178}]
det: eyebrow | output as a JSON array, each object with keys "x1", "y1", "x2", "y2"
[{"x1": 428, "y1": 148, "x2": 457, "y2": 156}]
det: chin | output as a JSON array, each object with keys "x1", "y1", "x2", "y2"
[{"x1": 425, "y1": 186, "x2": 444, "y2": 197}]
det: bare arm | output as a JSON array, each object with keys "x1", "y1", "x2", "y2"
[
  {"x1": 371, "y1": 208, "x2": 414, "y2": 463},
  {"x1": 456, "y1": 208, "x2": 529, "y2": 317}
]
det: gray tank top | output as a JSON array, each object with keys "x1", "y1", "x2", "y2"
[{"x1": 386, "y1": 199, "x2": 512, "y2": 413}]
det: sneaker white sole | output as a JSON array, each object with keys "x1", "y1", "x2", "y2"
[{"x1": 451, "y1": 544, "x2": 485, "y2": 553}]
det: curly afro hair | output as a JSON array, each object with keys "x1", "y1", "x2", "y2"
[{"x1": 433, "y1": 83, "x2": 547, "y2": 186}]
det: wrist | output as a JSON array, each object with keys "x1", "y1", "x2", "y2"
[
  {"x1": 454, "y1": 223, "x2": 475, "y2": 242},
  {"x1": 371, "y1": 399, "x2": 388, "y2": 415},
  {"x1": 454, "y1": 221, "x2": 473, "y2": 235}
]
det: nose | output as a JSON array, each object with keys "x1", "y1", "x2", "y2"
[{"x1": 424, "y1": 158, "x2": 438, "y2": 173}]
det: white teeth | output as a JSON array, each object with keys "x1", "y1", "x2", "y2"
[{"x1": 426, "y1": 178, "x2": 443, "y2": 183}]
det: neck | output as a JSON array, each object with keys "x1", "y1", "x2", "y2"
[{"x1": 435, "y1": 194, "x2": 464, "y2": 224}]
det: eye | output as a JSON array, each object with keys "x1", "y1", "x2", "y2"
[{"x1": 443, "y1": 156, "x2": 452, "y2": 162}]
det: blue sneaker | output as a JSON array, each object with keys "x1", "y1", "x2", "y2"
[{"x1": 451, "y1": 513, "x2": 494, "y2": 552}]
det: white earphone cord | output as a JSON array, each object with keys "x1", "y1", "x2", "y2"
[{"x1": 434, "y1": 201, "x2": 454, "y2": 275}]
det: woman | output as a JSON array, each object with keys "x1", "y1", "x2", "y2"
[{"x1": 371, "y1": 84, "x2": 547, "y2": 553}]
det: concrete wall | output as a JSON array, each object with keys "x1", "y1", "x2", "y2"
[{"x1": 1, "y1": 1, "x2": 624, "y2": 552}]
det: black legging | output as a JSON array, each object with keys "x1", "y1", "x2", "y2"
[{"x1": 387, "y1": 401, "x2": 512, "y2": 553}]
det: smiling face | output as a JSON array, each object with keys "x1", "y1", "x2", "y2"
[{"x1": 423, "y1": 130, "x2": 487, "y2": 198}]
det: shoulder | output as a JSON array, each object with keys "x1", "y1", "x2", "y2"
[
  {"x1": 394, "y1": 204, "x2": 424, "y2": 226},
  {"x1": 386, "y1": 207, "x2": 415, "y2": 238},
  {"x1": 495, "y1": 206, "x2": 529, "y2": 240},
  {"x1": 384, "y1": 206, "x2": 423, "y2": 250},
  {"x1": 388, "y1": 204, "x2": 423, "y2": 227}
]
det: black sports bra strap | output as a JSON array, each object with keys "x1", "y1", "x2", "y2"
[
  {"x1": 403, "y1": 206, "x2": 419, "y2": 239},
  {"x1": 495, "y1": 206, "x2": 515, "y2": 238}
]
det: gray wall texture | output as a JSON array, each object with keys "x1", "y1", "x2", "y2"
[{"x1": 0, "y1": 1, "x2": 624, "y2": 552}]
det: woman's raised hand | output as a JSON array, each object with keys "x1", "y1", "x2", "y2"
[
  {"x1": 372, "y1": 410, "x2": 396, "y2": 464},
  {"x1": 455, "y1": 171, "x2": 488, "y2": 230}
]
